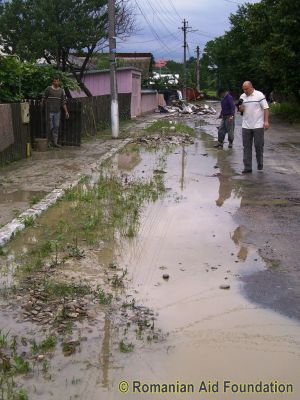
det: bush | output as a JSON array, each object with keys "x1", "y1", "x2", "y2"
[
  {"x1": 270, "y1": 102, "x2": 300, "y2": 123},
  {"x1": 0, "y1": 56, "x2": 79, "y2": 103}
]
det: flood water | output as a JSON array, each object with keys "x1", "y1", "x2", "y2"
[
  {"x1": 107, "y1": 138, "x2": 300, "y2": 400},
  {"x1": 1, "y1": 126, "x2": 300, "y2": 400}
]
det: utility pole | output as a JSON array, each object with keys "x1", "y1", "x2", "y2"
[
  {"x1": 108, "y1": 0, "x2": 119, "y2": 138},
  {"x1": 180, "y1": 19, "x2": 193, "y2": 100},
  {"x1": 181, "y1": 19, "x2": 188, "y2": 100},
  {"x1": 196, "y1": 46, "x2": 200, "y2": 92}
]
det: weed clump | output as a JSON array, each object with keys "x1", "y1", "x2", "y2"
[
  {"x1": 146, "y1": 120, "x2": 194, "y2": 135},
  {"x1": 119, "y1": 340, "x2": 134, "y2": 353}
]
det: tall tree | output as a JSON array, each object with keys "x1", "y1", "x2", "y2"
[
  {"x1": 201, "y1": 0, "x2": 300, "y2": 99},
  {"x1": 0, "y1": 0, "x2": 135, "y2": 96}
]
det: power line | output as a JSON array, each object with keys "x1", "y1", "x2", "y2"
[
  {"x1": 151, "y1": 0, "x2": 180, "y2": 26},
  {"x1": 117, "y1": 31, "x2": 181, "y2": 45},
  {"x1": 143, "y1": 0, "x2": 180, "y2": 41},
  {"x1": 190, "y1": 31, "x2": 216, "y2": 39},
  {"x1": 134, "y1": 0, "x2": 173, "y2": 52},
  {"x1": 166, "y1": 0, "x2": 182, "y2": 20}
]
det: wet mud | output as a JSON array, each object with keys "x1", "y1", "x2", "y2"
[{"x1": 0, "y1": 112, "x2": 300, "y2": 399}]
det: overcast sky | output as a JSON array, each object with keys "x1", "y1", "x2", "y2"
[{"x1": 117, "y1": 0, "x2": 259, "y2": 61}]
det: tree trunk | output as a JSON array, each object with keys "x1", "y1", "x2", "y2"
[{"x1": 69, "y1": 67, "x2": 93, "y2": 97}]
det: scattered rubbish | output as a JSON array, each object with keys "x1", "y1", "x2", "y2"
[
  {"x1": 136, "y1": 133, "x2": 195, "y2": 147},
  {"x1": 156, "y1": 101, "x2": 217, "y2": 115}
]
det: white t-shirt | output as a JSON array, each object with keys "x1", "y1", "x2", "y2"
[{"x1": 240, "y1": 89, "x2": 269, "y2": 129}]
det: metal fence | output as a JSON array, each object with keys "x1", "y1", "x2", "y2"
[
  {"x1": 0, "y1": 103, "x2": 30, "y2": 166},
  {"x1": 30, "y1": 100, "x2": 82, "y2": 146},
  {"x1": 73, "y1": 94, "x2": 131, "y2": 136},
  {"x1": 0, "y1": 93, "x2": 132, "y2": 165}
]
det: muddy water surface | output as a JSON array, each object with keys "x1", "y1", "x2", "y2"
[
  {"x1": 1, "y1": 131, "x2": 300, "y2": 400},
  {"x1": 108, "y1": 139, "x2": 300, "y2": 400}
]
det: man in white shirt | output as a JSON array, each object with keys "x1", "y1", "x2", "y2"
[{"x1": 239, "y1": 81, "x2": 269, "y2": 173}]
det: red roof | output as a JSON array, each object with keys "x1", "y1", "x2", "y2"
[{"x1": 155, "y1": 60, "x2": 167, "y2": 68}]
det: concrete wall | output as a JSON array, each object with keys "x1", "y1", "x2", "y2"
[
  {"x1": 141, "y1": 90, "x2": 158, "y2": 114},
  {"x1": 131, "y1": 73, "x2": 141, "y2": 117}
]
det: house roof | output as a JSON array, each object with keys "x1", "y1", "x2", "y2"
[
  {"x1": 69, "y1": 53, "x2": 152, "y2": 79},
  {"x1": 79, "y1": 67, "x2": 142, "y2": 75}
]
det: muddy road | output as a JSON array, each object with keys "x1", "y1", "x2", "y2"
[
  {"x1": 0, "y1": 110, "x2": 300, "y2": 400},
  {"x1": 198, "y1": 112, "x2": 300, "y2": 320}
]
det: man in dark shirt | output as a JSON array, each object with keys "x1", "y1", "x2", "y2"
[
  {"x1": 214, "y1": 88, "x2": 235, "y2": 149},
  {"x1": 43, "y1": 76, "x2": 69, "y2": 147}
]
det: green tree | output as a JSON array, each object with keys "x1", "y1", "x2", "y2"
[
  {"x1": 201, "y1": 0, "x2": 300, "y2": 99},
  {"x1": 0, "y1": 56, "x2": 79, "y2": 102},
  {"x1": 0, "y1": 0, "x2": 135, "y2": 96}
]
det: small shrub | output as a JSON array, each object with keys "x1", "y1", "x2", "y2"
[
  {"x1": 97, "y1": 288, "x2": 113, "y2": 305},
  {"x1": 21, "y1": 215, "x2": 35, "y2": 227},
  {"x1": 119, "y1": 340, "x2": 134, "y2": 353}
]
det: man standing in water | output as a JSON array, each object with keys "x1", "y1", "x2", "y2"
[
  {"x1": 214, "y1": 88, "x2": 236, "y2": 149},
  {"x1": 239, "y1": 81, "x2": 269, "y2": 173},
  {"x1": 43, "y1": 76, "x2": 69, "y2": 147}
]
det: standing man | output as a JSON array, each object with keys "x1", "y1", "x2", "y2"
[
  {"x1": 214, "y1": 88, "x2": 235, "y2": 149},
  {"x1": 239, "y1": 81, "x2": 269, "y2": 173},
  {"x1": 43, "y1": 76, "x2": 69, "y2": 147}
]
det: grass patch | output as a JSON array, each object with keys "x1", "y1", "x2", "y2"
[
  {"x1": 203, "y1": 89, "x2": 217, "y2": 99},
  {"x1": 31, "y1": 335, "x2": 57, "y2": 354},
  {"x1": 61, "y1": 174, "x2": 165, "y2": 243},
  {"x1": 43, "y1": 281, "x2": 91, "y2": 299},
  {"x1": 97, "y1": 288, "x2": 113, "y2": 305},
  {"x1": 14, "y1": 389, "x2": 29, "y2": 400},
  {"x1": 0, "y1": 330, "x2": 10, "y2": 348},
  {"x1": 62, "y1": 340, "x2": 80, "y2": 356},
  {"x1": 270, "y1": 102, "x2": 300, "y2": 123},
  {"x1": 7, "y1": 162, "x2": 165, "y2": 289},
  {"x1": 29, "y1": 195, "x2": 43, "y2": 207},
  {"x1": 12, "y1": 356, "x2": 30, "y2": 374},
  {"x1": 20, "y1": 215, "x2": 35, "y2": 228},
  {"x1": 119, "y1": 340, "x2": 134, "y2": 353},
  {"x1": 146, "y1": 120, "x2": 194, "y2": 135}
]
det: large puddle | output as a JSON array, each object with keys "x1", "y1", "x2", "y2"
[{"x1": 1, "y1": 126, "x2": 300, "y2": 399}]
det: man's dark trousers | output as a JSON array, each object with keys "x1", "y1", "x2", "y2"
[
  {"x1": 242, "y1": 128, "x2": 264, "y2": 170},
  {"x1": 218, "y1": 117, "x2": 235, "y2": 144}
]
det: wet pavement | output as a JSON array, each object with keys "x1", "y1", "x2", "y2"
[{"x1": 0, "y1": 108, "x2": 300, "y2": 399}]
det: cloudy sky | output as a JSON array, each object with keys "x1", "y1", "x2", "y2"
[{"x1": 117, "y1": 0, "x2": 259, "y2": 61}]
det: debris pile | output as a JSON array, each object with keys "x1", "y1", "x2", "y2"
[
  {"x1": 19, "y1": 282, "x2": 91, "y2": 328},
  {"x1": 135, "y1": 133, "x2": 195, "y2": 146},
  {"x1": 156, "y1": 102, "x2": 217, "y2": 115}
]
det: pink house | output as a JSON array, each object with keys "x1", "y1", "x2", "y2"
[
  {"x1": 70, "y1": 67, "x2": 159, "y2": 117},
  {"x1": 70, "y1": 68, "x2": 142, "y2": 117}
]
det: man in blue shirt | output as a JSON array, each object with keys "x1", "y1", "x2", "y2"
[{"x1": 214, "y1": 88, "x2": 235, "y2": 149}]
